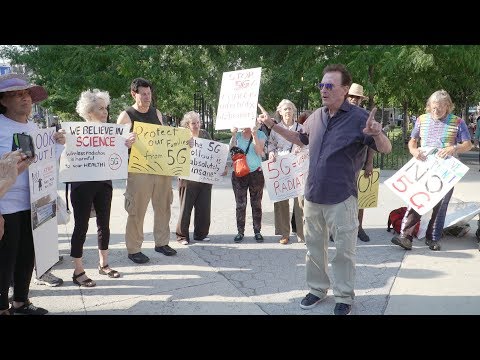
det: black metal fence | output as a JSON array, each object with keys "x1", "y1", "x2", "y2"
[
  {"x1": 373, "y1": 131, "x2": 410, "y2": 170},
  {"x1": 194, "y1": 92, "x2": 214, "y2": 139}
]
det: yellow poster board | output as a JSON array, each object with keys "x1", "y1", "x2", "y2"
[
  {"x1": 357, "y1": 168, "x2": 380, "y2": 209},
  {"x1": 128, "y1": 123, "x2": 191, "y2": 176}
]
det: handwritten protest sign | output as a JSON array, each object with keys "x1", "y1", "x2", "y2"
[
  {"x1": 28, "y1": 127, "x2": 59, "y2": 276},
  {"x1": 384, "y1": 148, "x2": 469, "y2": 215},
  {"x1": 215, "y1": 67, "x2": 262, "y2": 130},
  {"x1": 59, "y1": 122, "x2": 130, "y2": 182},
  {"x1": 179, "y1": 137, "x2": 229, "y2": 185},
  {"x1": 128, "y1": 123, "x2": 190, "y2": 176},
  {"x1": 261, "y1": 150, "x2": 309, "y2": 202},
  {"x1": 357, "y1": 168, "x2": 380, "y2": 209}
]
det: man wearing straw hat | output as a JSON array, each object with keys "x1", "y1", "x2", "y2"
[{"x1": 347, "y1": 83, "x2": 374, "y2": 243}]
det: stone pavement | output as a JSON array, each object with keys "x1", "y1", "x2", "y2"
[{"x1": 26, "y1": 151, "x2": 480, "y2": 315}]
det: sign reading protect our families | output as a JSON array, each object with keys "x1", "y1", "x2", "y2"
[
  {"x1": 384, "y1": 147, "x2": 469, "y2": 215},
  {"x1": 261, "y1": 150, "x2": 309, "y2": 202},
  {"x1": 215, "y1": 67, "x2": 262, "y2": 130},
  {"x1": 179, "y1": 137, "x2": 229, "y2": 185},
  {"x1": 357, "y1": 168, "x2": 380, "y2": 209},
  {"x1": 59, "y1": 122, "x2": 130, "y2": 182},
  {"x1": 128, "y1": 123, "x2": 191, "y2": 176},
  {"x1": 29, "y1": 127, "x2": 59, "y2": 277}
]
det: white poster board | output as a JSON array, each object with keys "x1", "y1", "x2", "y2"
[
  {"x1": 261, "y1": 150, "x2": 309, "y2": 202},
  {"x1": 384, "y1": 147, "x2": 469, "y2": 215},
  {"x1": 417, "y1": 200, "x2": 480, "y2": 239},
  {"x1": 215, "y1": 67, "x2": 262, "y2": 130},
  {"x1": 179, "y1": 137, "x2": 229, "y2": 185},
  {"x1": 29, "y1": 127, "x2": 59, "y2": 277},
  {"x1": 59, "y1": 122, "x2": 130, "y2": 182}
]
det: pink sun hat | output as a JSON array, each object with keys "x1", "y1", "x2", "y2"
[{"x1": 0, "y1": 73, "x2": 48, "y2": 103}]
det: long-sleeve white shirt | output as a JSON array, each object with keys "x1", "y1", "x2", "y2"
[{"x1": 267, "y1": 121, "x2": 305, "y2": 156}]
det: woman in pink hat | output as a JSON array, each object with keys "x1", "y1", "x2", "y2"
[{"x1": 0, "y1": 73, "x2": 65, "y2": 315}]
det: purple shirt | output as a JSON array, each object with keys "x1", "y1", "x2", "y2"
[{"x1": 299, "y1": 101, "x2": 379, "y2": 205}]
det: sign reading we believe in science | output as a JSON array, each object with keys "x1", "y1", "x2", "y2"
[
  {"x1": 384, "y1": 147, "x2": 469, "y2": 215},
  {"x1": 59, "y1": 122, "x2": 130, "y2": 182},
  {"x1": 215, "y1": 67, "x2": 262, "y2": 130}
]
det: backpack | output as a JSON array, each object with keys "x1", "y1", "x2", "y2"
[{"x1": 387, "y1": 206, "x2": 419, "y2": 236}]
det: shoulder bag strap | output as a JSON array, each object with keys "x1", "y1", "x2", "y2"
[
  {"x1": 289, "y1": 123, "x2": 299, "y2": 153},
  {"x1": 245, "y1": 136, "x2": 253, "y2": 154}
]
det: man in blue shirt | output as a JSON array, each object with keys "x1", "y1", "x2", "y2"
[{"x1": 258, "y1": 64, "x2": 392, "y2": 315}]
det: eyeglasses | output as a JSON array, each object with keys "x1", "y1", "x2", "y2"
[{"x1": 317, "y1": 83, "x2": 335, "y2": 91}]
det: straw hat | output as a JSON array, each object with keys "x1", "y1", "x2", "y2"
[
  {"x1": 0, "y1": 73, "x2": 48, "y2": 103},
  {"x1": 348, "y1": 83, "x2": 367, "y2": 99}
]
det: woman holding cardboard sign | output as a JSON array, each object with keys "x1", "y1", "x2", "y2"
[
  {"x1": 391, "y1": 90, "x2": 472, "y2": 251},
  {"x1": 267, "y1": 99, "x2": 306, "y2": 245},
  {"x1": 230, "y1": 117, "x2": 267, "y2": 243},
  {"x1": 70, "y1": 89, "x2": 136, "y2": 287},
  {"x1": 176, "y1": 111, "x2": 213, "y2": 245}
]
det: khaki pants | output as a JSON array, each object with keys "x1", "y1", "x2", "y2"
[
  {"x1": 124, "y1": 173, "x2": 173, "y2": 254},
  {"x1": 303, "y1": 196, "x2": 358, "y2": 305},
  {"x1": 274, "y1": 196, "x2": 304, "y2": 241}
]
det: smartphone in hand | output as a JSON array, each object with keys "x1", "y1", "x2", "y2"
[{"x1": 12, "y1": 133, "x2": 35, "y2": 158}]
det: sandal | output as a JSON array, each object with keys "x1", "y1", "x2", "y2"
[
  {"x1": 72, "y1": 271, "x2": 96, "y2": 287},
  {"x1": 98, "y1": 264, "x2": 120, "y2": 278}
]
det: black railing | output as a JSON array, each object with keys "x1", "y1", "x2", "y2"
[
  {"x1": 373, "y1": 131, "x2": 410, "y2": 170},
  {"x1": 194, "y1": 92, "x2": 214, "y2": 138}
]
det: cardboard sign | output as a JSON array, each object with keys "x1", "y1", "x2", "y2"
[
  {"x1": 215, "y1": 67, "x2": 262, "y2": 130},
  {"x1": 59, "y1": 122, "x2": 130, "y2": 182},
  {"x1": 179, "y1": 137, "x2": 229, "y2": 185},
  {"x1": 261, "y1": 150, "x2": 309, "y2": 202},
  {"x1": 128, "y1": 123, "x2": 191, "y2": 176},
  {"x1": 358, "y1": 168, "x2": 380, "y2": 209},
  {"x1": 29, "y1": 127, "x2": 59, "y2": 276},
  {"x1": 384, "y1": 147, "x2": 469, "y2": 215}
]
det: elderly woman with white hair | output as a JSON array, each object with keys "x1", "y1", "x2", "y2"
[
  {"x1": 175, "y1": 111, "x2": 213, "y2": 245},
  {"x1": 392, "y1": 89, "x2": 472, "y2": 252},
  {"x1": 267, "y1": 99, "x2": 306, "y2": 245},
  {"x1": 69, "y1": 89, "x2": 136, "y2": 287}
]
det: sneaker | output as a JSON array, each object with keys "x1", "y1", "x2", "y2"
[
  {"x1": 254, "y1": 232, "x2": 264, "y2": 243},
  {"x1": 179, "y1": 240, "x2": 189, "y2": 245},
  {"x1": 154, "y1": 245, "x2": 177, "y2": 256},
  {"x1": 425, "y1": 238, "x2": 441, "y2": 251},
  {"x1": 391, "y1": 235, "x2": 412, "y2": 250},
  {"x1": 334, "y1": 303, "x2": 352, "y2": 315},
  {"x1": 13, "y1": 300, "x2": 48, "y2": 315},
  {"x1": 300, "y1": 292, "x2": 326, "y2": 310},
  {"x1": 34, "y1": 271, "x2": 64, "y2": 287},
  {"x1": 234, "y1": 233, "x2": 244, "y2": 243},
  {"x1": 194, "y1": 237, "x2": 210, "y2": 242},
  {"x1": 357, "y1": 228, "x2": 370, "y2": 242},
  {"x1": 128, "y1": 252, "x2": 150, "y2": 264}
]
